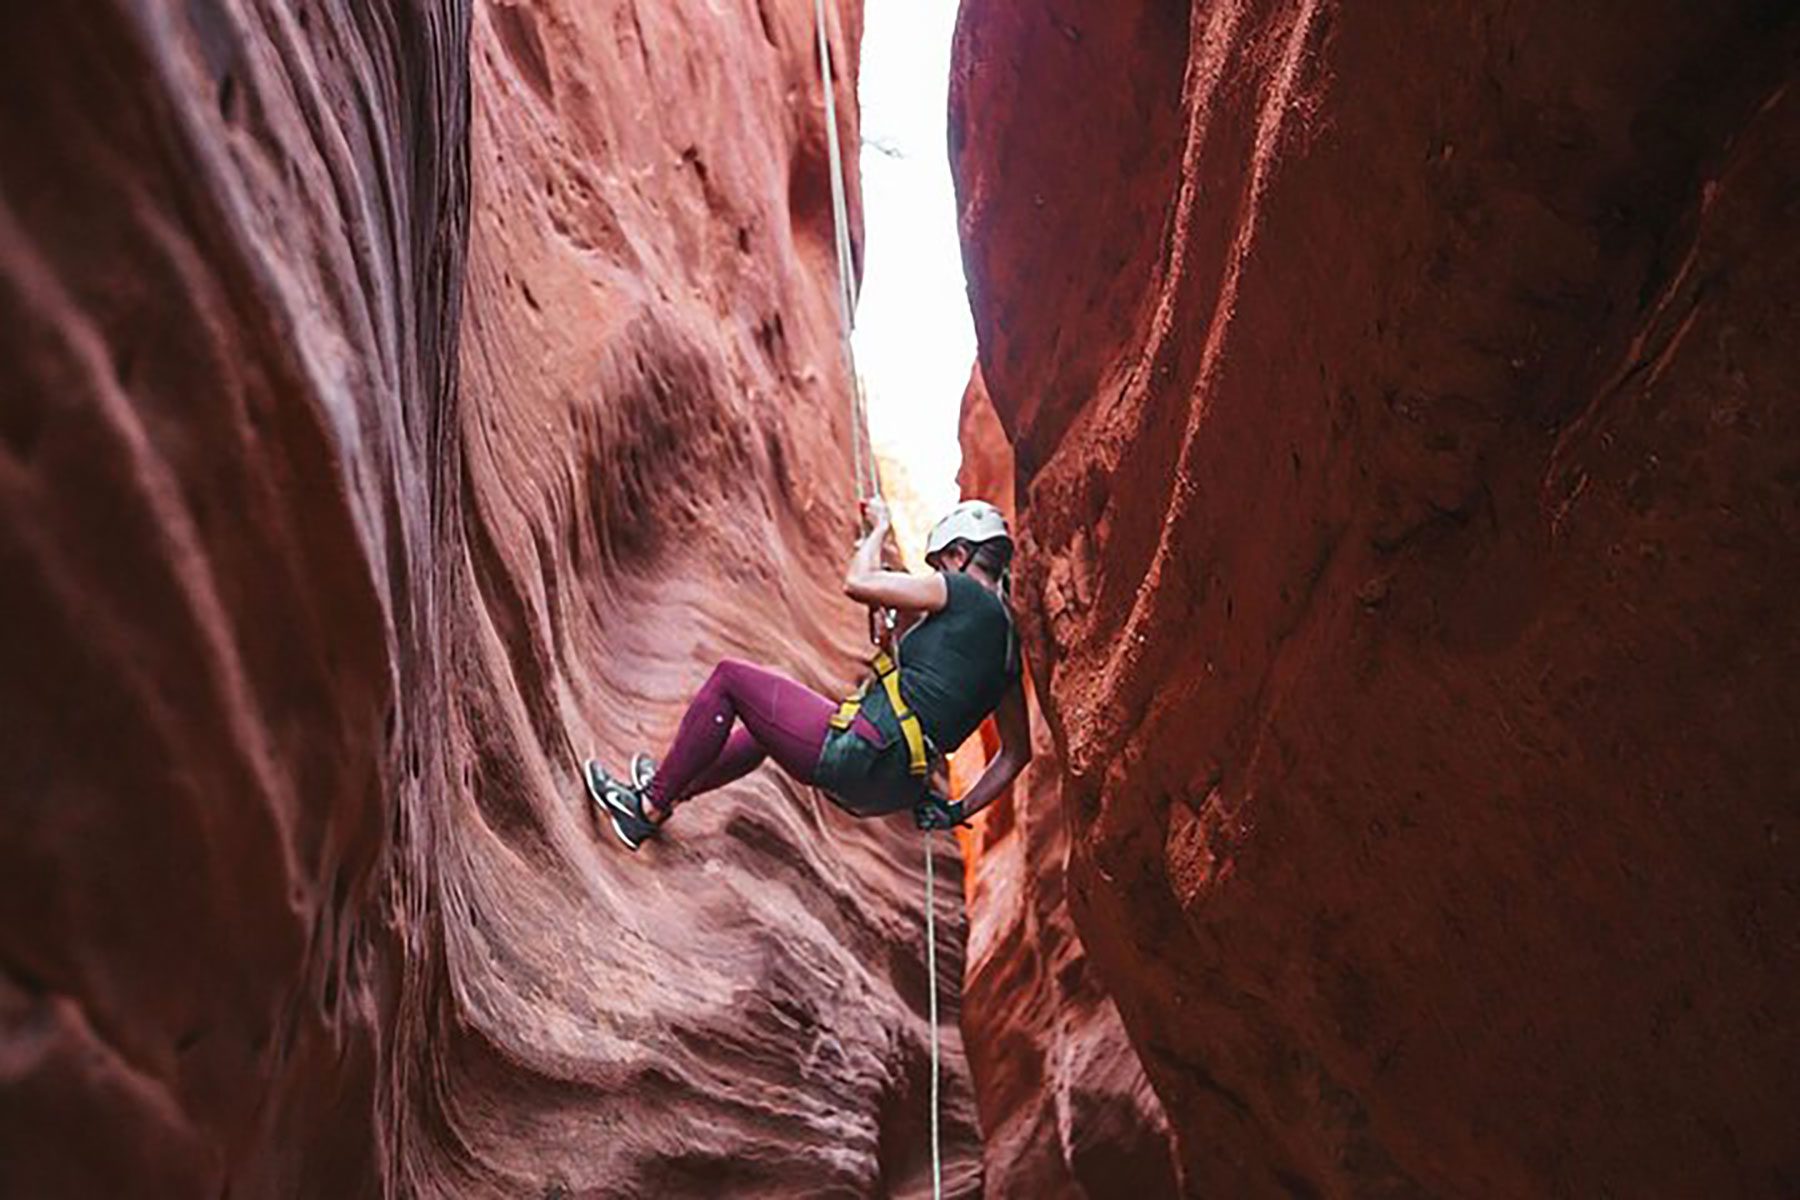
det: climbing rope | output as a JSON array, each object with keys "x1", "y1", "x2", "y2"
[
  {"x1": 812, "y1": 4, "x2": 942, "y2": 1196},
  {"x1": 922, "y1": 818, "x2": 942, "y2": 1198},
  {"x1": 812, "y1": 0, "x2": 877, "y2": 504}
]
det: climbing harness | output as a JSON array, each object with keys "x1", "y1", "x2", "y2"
[
  {"x1": 812, "y1": 3, "x2": 943, "y2": 1194},
  {"x1": 827, "y1": 649, "x2": 934, "y2": 779}
]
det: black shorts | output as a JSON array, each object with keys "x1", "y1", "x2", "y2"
[{"x1": 811, "y1": 685, "x2": 928, "y2": 816}]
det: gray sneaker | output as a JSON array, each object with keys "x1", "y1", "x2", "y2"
[
  {"x1": 585, "y1": 757, "x2": 657, "y2": 851},
  {"x1": 629, "y1": 752, "x2": 658, "y2": 794}
]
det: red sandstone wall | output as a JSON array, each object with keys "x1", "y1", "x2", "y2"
[
  {"x1": 433, "y1": 1, "x2": 980, "y2": 1193},
  {"x1": 0, "y1": 3, "x2": 466, "y2": 1192},
  {"x1": 953, "y1": 2, "x2": 1800, "y2": 1196},
  {"x1": 0, "y1": 2, "x2": 979, "y2": 1195},
  {"x1": 955, "y1": 365, "x2": 1181, "y2": 1198}
]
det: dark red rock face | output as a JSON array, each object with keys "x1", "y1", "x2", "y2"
[
  {"x1": 955, "y1": 366, "x2": 1182, "y2": 1198},
  {"x1": 954, "y1": 2, "x2": 1800, "y2": 1196},
  {"x1": 0, "y1": 4, "x2": 467, "y2": 1193},
  {"x1": 0, "y1": 1, "x2": 978, "y2": 1195}
]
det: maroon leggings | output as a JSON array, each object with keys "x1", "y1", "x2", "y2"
[{"x1": 648, "y1": 660, "x2": 879, "y2": 813}]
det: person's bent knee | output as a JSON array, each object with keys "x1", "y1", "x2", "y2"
[
  {"x1": 709, "y1": 659, "x2": 755, "y2": 692},
  {"x1": 694, "y1": 659, "x2": 753, "y2": 709}
]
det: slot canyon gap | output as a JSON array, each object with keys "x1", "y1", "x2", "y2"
[{"x1": 1, "y1": 1, "x2": 1797, "y2": 1198}]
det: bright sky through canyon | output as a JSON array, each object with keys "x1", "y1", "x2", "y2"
[{"x1": 854, "y1": 0, "x2": 974, "y2": 537}]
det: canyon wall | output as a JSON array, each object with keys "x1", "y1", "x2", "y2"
[
  {"x1": 954, "y1": 367, "x2": 1181, "y2": 1198},
  {"x1": 953, "y1": 2, "x2": 1800, "y2": 1196},
  {"x1": 0, "y1": 1, "x2": 979, "y2": 1195},
  {"x1": 437, "y1": 0, "x2": 980, "y2": 1193},
  {"x1": 0, "y1": 2, "x2": 467, "y2": 1192}
]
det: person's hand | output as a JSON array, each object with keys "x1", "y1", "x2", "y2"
[
  {"x1": 913, "y1": 793, "x2": 965, "y2": 831},
  {"x1": 861, "y1": 496, "x2": 891, "y2": 532}
]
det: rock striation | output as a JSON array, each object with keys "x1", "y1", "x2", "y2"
[
  {"x1": 953, "y1": 2, "x2": 1800, "y2": 1195},
  {"x1": 0, "y1": 1, "x2": 978, "y2": 1196},
  {"x1": 954, "y1": 366, "x2": 1181, "y2": 1198}
]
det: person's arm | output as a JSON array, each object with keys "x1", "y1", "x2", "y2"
[
  {"x1": 953, "y1": 670, "x2": 1033, "y2": 821},
  {"x1": 844, "y1": 498, "x2": 948, "y2": 614}
]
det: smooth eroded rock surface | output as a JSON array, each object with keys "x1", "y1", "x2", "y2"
[
  {"x1": 0, "y1": 1, "x2": 979, "y2": 1195},
  {"x1": 953, "y1": 2, "x2": 1800, "y2": 1195}
]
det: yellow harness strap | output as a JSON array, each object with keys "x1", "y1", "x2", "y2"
[{"x1": 829, "y1": 650, "x2": 931, "y2": 778}]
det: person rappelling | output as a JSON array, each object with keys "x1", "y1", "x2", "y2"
[
  {"x1": 584, "y1": 8, "x2": 981, "y2": 1190},
  {"x1": 585, "y1": 497, "x2": 1032, "y2": 849}
]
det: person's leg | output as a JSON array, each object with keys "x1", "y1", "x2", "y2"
[
  {"x1": 648, "y1": 659, "x2": 846, "y2": 817},
  {"x1": 681, "y1": 727, "x2": 765, "y2": 796}
]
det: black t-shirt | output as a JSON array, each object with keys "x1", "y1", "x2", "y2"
[{"x1": 896, "y1": 570, "x2": 1016, "y2": 754}]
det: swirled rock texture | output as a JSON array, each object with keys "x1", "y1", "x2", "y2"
[
  {"x1": 953, "y1": 1, "x2": 1800, "y2": 1196},
  {"x1": 954, "y1": 366, "x2": 1180, "y2": 1198},
  {"x1": 439, "y1": 1, "x2": 980, "y2": 1194},
  {"x1": 0, "y1": 0, "x2": 979, "y2": 1196}
]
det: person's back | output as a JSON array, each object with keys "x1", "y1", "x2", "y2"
[{"x1": 898, "y1": 571, "x2": 1014, "y2": 755}]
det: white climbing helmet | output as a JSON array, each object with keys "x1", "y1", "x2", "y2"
[{"x1": 925, "y1": 499, "x2": 1011, "y2": 560}]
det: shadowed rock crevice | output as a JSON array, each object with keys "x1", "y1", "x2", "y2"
[{"x1": 951, "y1": 367, "x2": 1184, "y2": 1197}]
